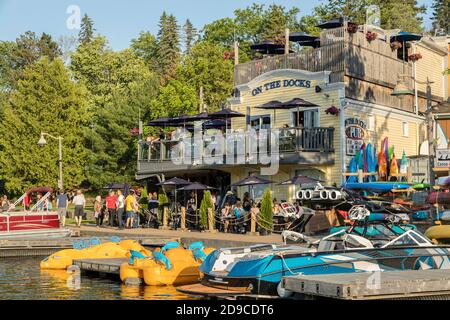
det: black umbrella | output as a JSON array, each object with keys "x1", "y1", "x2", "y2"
[
  {"x1": 250, "y1": 40, "x2": 285, "y2": 55},
  {"x1": 289, "y1": 32, "x2": 318, "y2": 42},
  {"x1": 147, "y1": 117, "x2": 193, "y2": 128},
  {"x1": 317, "y1": 17, "x2": 344, "y2": 29},
  {"x1": 103, "y1": 183, "x2": 131, "y2": 196},
  {"x1": 231, "y1": 175, "x2": 273, "y2": 200},
  {"x1": 256, "y1": 100, "x2": 284, "y2": 124},
  {"x1": 390, "y1": 31, "x2": 422, "y2": 62},
  {"x1": 281, "y1": 98, "x2": 319, "y2": 127},
  {"x1": 202, "y1": 119, "x2": 228, "y2": 129},
  {"x1": 278, "y1": 175, "x2": 323, "y2": 185},
  {"x1": 297, "y1": 38, "x2": 320, "y2": 48},
  {"x1": 157, "y1": 177, "x2": 191, "y2": 216},
  {"x1": 209, "y1": 108, "x2": 245, "y2": 132},
  {"x1": 177, "y1": 182, "x2": 215, "y2": 226}
]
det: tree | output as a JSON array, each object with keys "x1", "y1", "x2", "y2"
[
  {"x1": 183, "y1": 19, "x2": 198, "y2": 54},
  {"x1": 0, "y1": 58, "x2": 90, "y2": 194},
  {"x1": 199, "y1": 190, "x2": 214, "y2": 230},
  {"x1": 78, "y1": 14, "x2": 95, "y2": 45},
  {"x1": 71, "y1": 36, "x2": 159, "y2": 188},
  {"x1": 131, "y1": 31, "x2": 159, "y2": 72},
  {"x1": 156, "y1": 12, "x2": 180, "y2": 82},
  {"x1": 431, "y1": 0, "x2": 449, "y2": 35},
  {"x1": 178, "y1": 41, "x2": 233, "y2": 111},
  {"x1": 259, "y1": 188, "x2": 273, "y2": 233}
]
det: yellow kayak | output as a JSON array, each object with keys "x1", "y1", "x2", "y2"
[
  {"x1": 40, "y1": 239, "x2": 151, "y2": 270},
  {"x1": 425, "y1": 225, "x2": 450, "y2": 244},
  {"x1": 120, "y1": 241, "x2": 214, "y2": 286}
]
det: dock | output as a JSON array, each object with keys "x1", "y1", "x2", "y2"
[
  {"x1": 0, "y1": 236, "x2": 178, "y2": 258},
  {"x1": 283, "y1": 270, "x2": 450, "y2": 300}
]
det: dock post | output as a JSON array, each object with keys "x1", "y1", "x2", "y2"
[
  {"x1": 246, "y1": 208, "x2": 259, "y2": 236},
  {"x1": 180, "y1": 206, "x2": 187, "y2": 231},
  {"x1": 159, "y1": 207, "x2": 170, "y2": 230},
  {"x1": 207, "y1": 208, "x2": 218, "y2": 233}
]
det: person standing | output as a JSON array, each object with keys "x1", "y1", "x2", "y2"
[
  {"x1": 23, "y1": 193, "x2": 31, "y2": 211},
  {"x1": 94, "y1": 194, "x2": 103, "y2": 227},
  {"x1": 105, "y1": 191, "x2": 118, "y2": 227},
  {"x1": 116, "y1": 190, "x2": 125, "y2": 229},
  {"x1": 56, "y1": 190, "x2": 69, "y2": 227},
  {"x1": 125, "y1": 190, "x2": 136, "y2": 229},
  {"x1": 72, "y1": 190, "x2": 86, "y2": 228}
]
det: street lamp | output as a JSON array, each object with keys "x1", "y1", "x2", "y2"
[
  {"x1": 38, "y1": 132, "x2": 64, "y2": 191},
  {"x1": 391, "y1": 75, "x2": 435, "y2": 186}
]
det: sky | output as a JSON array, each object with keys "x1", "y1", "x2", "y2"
[{"x1": 0, "y1": 0, "x2": 435, "y2": 51}]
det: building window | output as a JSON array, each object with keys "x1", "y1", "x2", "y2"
[
  {"x1": 292, "y1": 109, "x2": 319, "y2": 128},
  {"x1": 367, "y1": 115, "x2": 375, "y2": 131},
  {"x1": 402, "y1": 122, "x2": 409, "y2": 137}
]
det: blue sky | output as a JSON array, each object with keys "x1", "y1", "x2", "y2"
[{"x1": 0, "y1": 0, "x2": 435, "y2": 50}]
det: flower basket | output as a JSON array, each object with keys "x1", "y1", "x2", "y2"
[
  {"x1": 408, "y1": 53, "x2": 422, "y2": 62},
  {"x1": 223, "y1": 51, "x2": 235, "y2": 60},
  {"x1": 365, "y1": 31, "x2": 377, "y2": 42},
  {"x1": 390, "y1": 41, "x2": 403, "y2": 50},
  {"x1": 325, "y1": 106, "x2": 340, "y2": 116},
  {"x1": 347, "y1": 23, "x2": 358, "y2": 34}
]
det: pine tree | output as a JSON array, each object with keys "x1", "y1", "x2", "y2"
[
  {"x1": 78, "y1": 14, "x2": 95, "y2": 45},
  {"x1": 259, "y1": 188, "x2": 273, "y2": 233},
  {"x1": 0, "y1": 58, "x2": 90, "y2": 194},
  {"x1": 183, "y1": 19, "x2": 197, "y2": 54},
  {"x1": 199, "y1": 191, "x2": 214, "y2": 230},
  {"x1": 156, "y1": 12, "x2": 180, "y2": 81},
  {"x1": 431, "y1": 0, "x2": 449, "y2": 35}
]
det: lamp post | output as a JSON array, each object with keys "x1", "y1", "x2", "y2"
[
  {"x1": 38, "y1": 132, "x2": 64, "y2": 190},
  {"x1": 391, "y1": 75, "x2": 435, "y2": 186}
]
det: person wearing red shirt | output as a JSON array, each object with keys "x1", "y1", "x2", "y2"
[
  {"x1": 105, "y1": 191, "x2": 118, "y2": 227},
  {"x1": 23, "y1": 193, "x2": 31, "y2": 211}
]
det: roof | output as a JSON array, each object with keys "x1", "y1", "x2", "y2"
[{"x1": 432, "y1": 99, "x2": 450, "y2": 116}]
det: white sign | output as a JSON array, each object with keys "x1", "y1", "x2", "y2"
[
  {"x1": 436, "y1": 149, "x2": 450, "y2": 167},
  {"x1": 345, "y1": 118, "x2": 366, "y2": 156}
]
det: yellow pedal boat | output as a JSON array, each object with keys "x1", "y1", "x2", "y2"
[
  {"x1": 120, "y1": 241, "x2": 214, "y2": 286},
  {"x1": 425, "y1": 225, "x2": 450, "y2": 244},
  {"x1": 40, "y1": 239, "x2": 151, "y2": 270}
]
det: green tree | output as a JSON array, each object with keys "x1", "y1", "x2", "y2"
[
  {"x1": 0, "y1": 58, "x2": 90, "y2": 194},
  {"x1": 183, "y1": 19, "x2": 198, "y2": 54},
  {"x1": 78, "y1": 14, "x2": 95, "y2": 45},
  {"x1": 259, "y1": 188, "x2": 273, "y2": 233},
  {"x1": 156, "y1": 12, "x2": 180, "y2": 82},
  {"x1": 178, "y1": 41, "x2": 233, "y2": 111},
  {"x1": 199, "y1": 190, "x2": 214, "y2": 230},
  {"x1": 71, "y1": 36, "x2": 159, "y2": 188},
  {"x1": 431, "y1": 0, "x2": 449, "y2": 35},
  {"x1": 131, "y1": 31, "x2": 159, "y2": 72}
]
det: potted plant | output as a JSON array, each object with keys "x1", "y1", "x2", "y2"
[
  {"x1": 325, "y1": 106, "x2": 340, "y2": 116},
  {"x1": 138, "y1": 187, "x2": 148, "y2": 210},
  {"x1": 199, "y1": 190, "x2": 214, "y2": 231},
  {"x1": 259, "y1": 188, "x2": 273, "y2": 235},
  {"x1": 390, "y1": 41, "x2": 403, "y2": 50},
  {"x1": 365, "y1": 31, "x2": 377, "y2": 42},
  {"x1": 347, "y1": 23, "x2": 358, "y2": 33},
  {"x1": 158, "y1": 193, "x2": 169, "y2": 225},
  {"x1": 408, "y1": 53, "x2": 422, "y2": 62}
]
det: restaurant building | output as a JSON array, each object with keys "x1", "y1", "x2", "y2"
[{"x1": 136, "y1": 23, "x2": 448, "y2": 202}]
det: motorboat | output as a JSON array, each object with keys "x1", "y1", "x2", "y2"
[
  {"x1": 177, "y1": 207, "x2": 450, "y2": 298},
  {"x1": 0, "y1": 187, "x2": 72, "y2": 239}
]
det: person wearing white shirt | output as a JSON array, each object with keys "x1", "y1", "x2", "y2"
[
  {"x1": 72, "y1": 190, "x2": 86, "y2": 227},
  {"x1": 116, "y1": 190, "x2": 125, "y2": 229}
]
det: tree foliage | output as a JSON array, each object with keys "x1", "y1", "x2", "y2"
[
  {"x1": 431, "y1": 0, "x2": 449, "y2": 35},
  {"x1": 156, "y1": 12, "x2": 180, "y2": 82},
  {"x1": 78, "y1": 14, "x2": 95, "y2": 45},
  {"x1": 259, "y1": 188, "x2": 273, "y2": 232},
  {"x1": 199, "y1": 190, "x2": 214, "y2": 229},
  {"x1": 183, "y1": 19, "x2": 198, "y2": 54},
  {"x1": 0, "y1": 58, "x2": 90, "y2": 193}
]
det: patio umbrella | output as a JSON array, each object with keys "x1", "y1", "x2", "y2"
[
  {"x1": 157, "y1": 177, "x2": 191, "y2": 216},
  {"x1": 231, "y1": 175, "x2": 273, "y2": 199},
  {"x1": 202, "y1": 119, "x2": 228, "y2": 129},
  {"x1": 209, "y1": 108, "x2": 245, "y2": 132},
  {"x1": 256, "y1": 100, "x2": 283, "y2": 125},
  {"x1": 289, "y1": 32, "x2": 318, "y2": 42},
  {"x1": 103, "y1": 183, "x2": 131, "y2": 196},
  {"x1": 278, "y1": 175, "x2": 323, "y2": 185},
  {"x1": 297, "y1": 38, "x2": 321, "y2": 48},
  {"x1": 317, "y1": 17, "x2": 344, "y2": 29},
  {"x1": 390, "y1": 31, "x2": 422, "y2": 62},
  {"x1": 250, "y1": 40, "x2": 285, "y2": 55},
  {"x1": 281, "y1": 98, "x2": 319, "y2": 127}
]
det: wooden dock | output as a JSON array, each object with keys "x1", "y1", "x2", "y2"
[{"x1": 283, "y1": 270, "x2": 450, "y2": 300}]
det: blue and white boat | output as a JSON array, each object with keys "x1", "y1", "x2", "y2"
[{"x1": 178, "y1": 209, "x2": 450, "y2": 298}]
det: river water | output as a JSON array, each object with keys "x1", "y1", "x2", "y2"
[{"x1": 0, "y1": 257, "x2": 196, "y2": 300}]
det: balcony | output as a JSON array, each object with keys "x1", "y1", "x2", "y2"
[{"x1": 137, "y1": 127, "x2": 335, "y2": 176}]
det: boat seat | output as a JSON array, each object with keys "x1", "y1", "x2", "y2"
[{"x1": 109, "y1": 236, "x2": 121, "y2": 243}]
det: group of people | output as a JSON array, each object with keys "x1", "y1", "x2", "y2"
[{"x1": 219, "y1": 191, "x2": 259, "y2": 233}]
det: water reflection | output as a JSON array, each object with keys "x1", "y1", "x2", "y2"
[{"x1": 0, "y1": 257, "x2": 198, "y2": 300}]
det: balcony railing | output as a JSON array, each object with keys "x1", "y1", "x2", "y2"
[{"x1": 138, "y1": 127, "x2": 334, "y2": 165}]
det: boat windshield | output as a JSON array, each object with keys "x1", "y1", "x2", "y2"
[{"x1": 382, "y1": 230, "x2": 432, "y2": 248}]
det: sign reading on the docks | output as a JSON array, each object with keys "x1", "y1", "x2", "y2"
[
  {"x1": 345, "y1": 117, "x2": 366, "y2": 156},
  {"x1": 436, "y1": 149, "x2": 450, "y2": 167},
  {"x1": 251, "y1": 79, "x2": 311, "y2": 96}
]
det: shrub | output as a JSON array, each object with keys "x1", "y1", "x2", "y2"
[
  {"x1": 139, "y1": 187, "x2": 148, "y2": 209},
  {"x1": 199, "y1": 191, "x2": 214, "y2": 230},
  {"x1": 259, "y1": 188, "x2": 273, "y2": 232}
]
